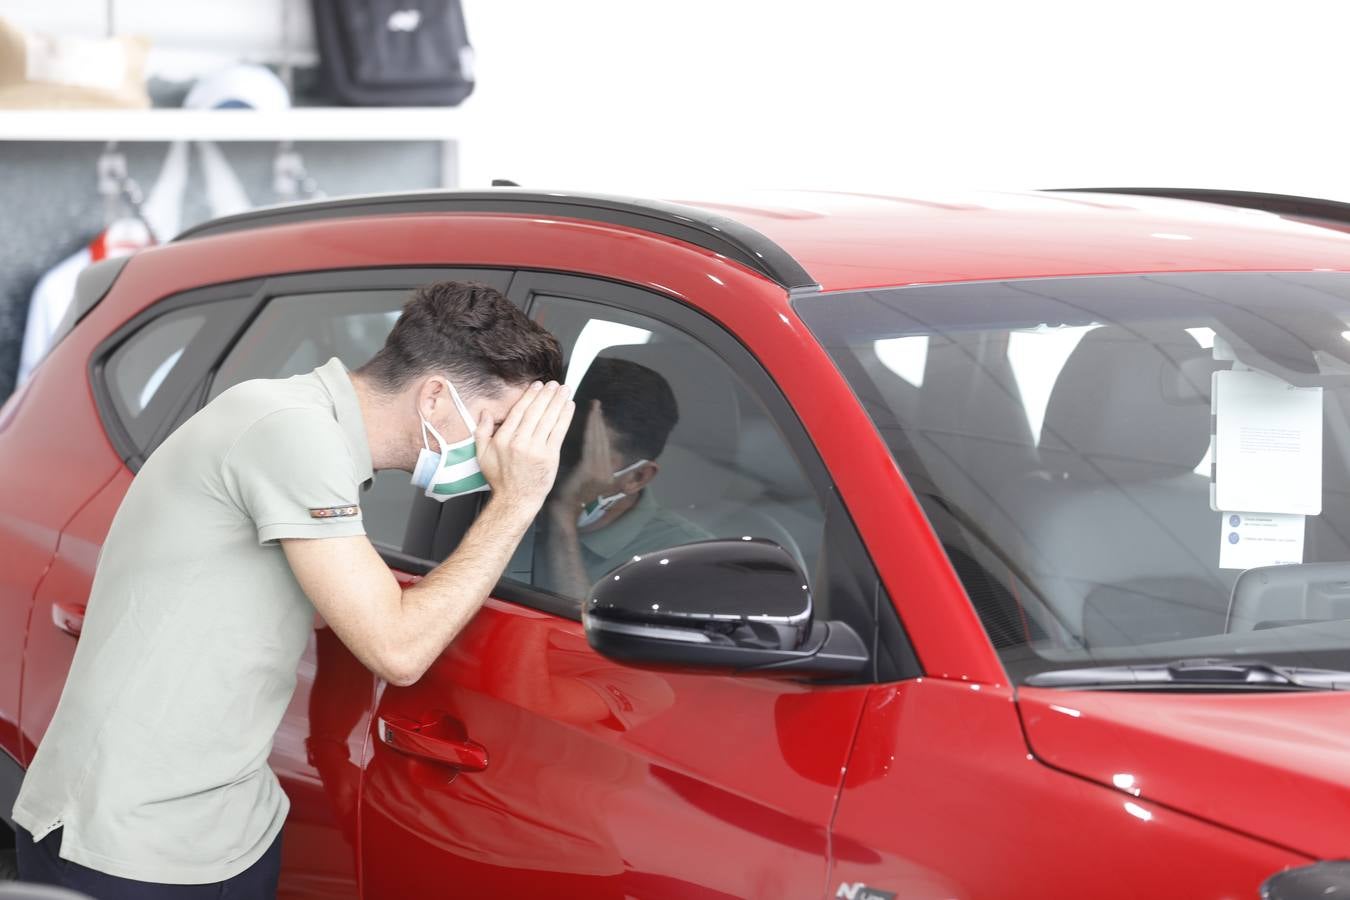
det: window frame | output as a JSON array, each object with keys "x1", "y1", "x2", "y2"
[
  {"x1": 91, "y1": 277, "x2": 266, "y2": 470},
  {"x1": 90, "y1": 266, "x2": 516, "y2": 571},
  {"x1": 500, "y1": 271, "x2": 918, "y2": 682}
]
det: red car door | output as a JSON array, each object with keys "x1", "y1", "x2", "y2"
[
  {"x1": 357, "y1": 273, "x2": 908, "y2": 898},
  {"x1": 361, "y1": 595, "x2": 868, "y2": 899}
]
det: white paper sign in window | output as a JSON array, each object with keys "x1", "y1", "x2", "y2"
[
  {"x1": 1212, "y1": 369, "x2": 1323, "y2": 516},
  {"x1": 1219, "y1": 511, "x2": 1306, "y2": 570}
]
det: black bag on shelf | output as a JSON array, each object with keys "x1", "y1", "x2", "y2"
[{"x1": 312, "y1": 0, "x2": 475, "y2": 106}]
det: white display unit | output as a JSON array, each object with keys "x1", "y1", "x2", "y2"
[{"x1": 0, "y1": 108, "x2": 460, "y2": 186}]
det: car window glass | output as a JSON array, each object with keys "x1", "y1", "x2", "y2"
[
  {"x1": 507, "y1": 294, "x2": 825, "y2": 607},
  {"x1": 795, "y1": 272, "x2": 1350, "y2": 683},
  {"x1": 208, "y1": 290, "x2": 422, "y2": 554},
  {"x1": 107, "y1": 307, "x2": 206, "y2": 421},
  {"x1": 210, "y1": 292, "x2": 407, "y2": 399}
]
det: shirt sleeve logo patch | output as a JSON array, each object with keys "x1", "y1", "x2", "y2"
[{"x1": 309, "y1": 505, "x2": 360, "y2": 519}]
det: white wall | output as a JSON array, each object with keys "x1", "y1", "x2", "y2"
[
  {"x1": 457, "y1": 0, "x2": 1350, "y2": 197},
  {"x1": 5, "y1": 0, "x2": 1350, "y2": 199}
]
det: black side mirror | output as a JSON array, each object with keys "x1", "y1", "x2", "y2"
[
  {"x1": 1262, "y1": 861, "x2": 1350, "y2": 898},
  {"x1": 582, "y1": 538, "x2": 868, "y2": 678}
]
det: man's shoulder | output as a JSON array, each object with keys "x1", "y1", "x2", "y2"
[
  {"x1": 169, "y1": 375, "x2": 342, "y2": 474},
  {"x1": 212, "y1": 372, "x2": 329, "y2": 420},
  {"x1": 206, "y1": 375, "x2": 337, "y2": 436},
  {"x1": 135, "y1": 374, "x2": 317, "y2": 469}
]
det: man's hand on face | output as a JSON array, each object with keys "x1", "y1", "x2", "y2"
[
  {"x1": 556, "y1": 399, "x2": 618, "y2": 507},
  {"x1": 476, "y1": 381, "x2": 575, "y2": 517}
]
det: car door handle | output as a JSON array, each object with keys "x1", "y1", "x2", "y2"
[
  {"x1": 52, "y1": 599, "x2": 85, "y2": 638},
  {"x1": 377, "y1": 714, "x2": 488, "y2": 772}
]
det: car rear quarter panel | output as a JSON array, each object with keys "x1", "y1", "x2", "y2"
[
  {"x1": 19, "y1": 469, "x2": 129, "y2": 758},
  {"x1": 0, "y1": 312, "x2": 125, "y2": 764}
]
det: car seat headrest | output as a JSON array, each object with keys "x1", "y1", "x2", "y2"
[
  {"x1": 593, "y1": 341, "x2": 741, "y2": 507},
  {"x1": 1039, "y1": 325, "x2": 1212, "y2": 477}
]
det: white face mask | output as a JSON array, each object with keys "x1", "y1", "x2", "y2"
[
  {"x1": 410, "y1": 378, "x2": 490, "y2": 501},
  {"x1": 575, "y1": 458, "x2": 650, "y2": 528}
]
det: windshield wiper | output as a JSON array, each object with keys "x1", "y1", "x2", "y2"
[{"x1": 1024, "y1": 658, "x2": 1350, "y2": 691}]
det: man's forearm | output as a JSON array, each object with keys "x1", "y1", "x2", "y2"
[
  {"x1": 391, "y1": 497, "x2": 536, "y2": 682},
  {"x1": 544, "y1": 501, "x2": 593, "y2": 600},
  {"x1": 288, "y1": 379, "x2": 574, "y2": 688}
]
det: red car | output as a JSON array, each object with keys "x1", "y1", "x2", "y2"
[{"x1": 3, "y1": 187, "x2": 1350, "y2": 899}]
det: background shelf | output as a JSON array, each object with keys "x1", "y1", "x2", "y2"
[{"x1": 0, "y1": 108, "x2": 461, "y2": 142}]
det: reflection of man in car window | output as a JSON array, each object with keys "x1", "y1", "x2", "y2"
[{"x1": 541, "y1": 358, "x2": 712, "y2": 598}]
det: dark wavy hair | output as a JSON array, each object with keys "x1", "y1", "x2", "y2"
[
  {"x1": 357, "y1": 281, "x2": 562, "y2": 395},
  {"x1": 566, "y1": 358, "x2": 679, "y2": 464}
]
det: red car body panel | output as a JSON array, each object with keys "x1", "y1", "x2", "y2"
[
  {"x1": 19, "y1": 469, "x2": 128, "y2": 761},
  {"x1": 679, "y1": 190, "x2": 1350, "y2": 291},
  {"x1": 361, "y1": 588, "x2": 868, "y2": 898},
  {"x1": 0, "y1": 312, "x2": 124, "y2": 765},
  {"x1": 274, "y1": 625, "x2": 375, "y2": 899},
  {"x1": 3, "y1": 190, "x2": 1349, "y2": 897},
  {"x1": 1017, "y1": 687, "x2": 1350, "y2": 859},
  {"x1": 828, "y1": 679, "x2": 1308, "y2": 899}
]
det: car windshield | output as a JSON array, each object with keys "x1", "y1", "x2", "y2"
[{"x1": 794, "y1": 272, "x2": 1350, "y2": 684}]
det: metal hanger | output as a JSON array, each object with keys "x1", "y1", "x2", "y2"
[
  {"x1": 272, "y1": 0, "x2": 323, "y2": 203},
  {"x1": 97, "y1": 141, "x2": 158, "y2": 241}
]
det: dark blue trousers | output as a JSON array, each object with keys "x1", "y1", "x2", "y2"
[{"x1": 14, "y1": 825, "x2": 282, "y2": 900}]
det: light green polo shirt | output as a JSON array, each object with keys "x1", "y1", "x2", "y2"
[
  {"x1": 578, "y1": 490, "x2": 713, "y2": 581},
  {"x1": 12, "y1": 357, "x2": 372, "y2": 884}
]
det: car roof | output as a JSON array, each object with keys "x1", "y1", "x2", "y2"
[
  {"x1": 669, "y1": 189, "x2": 1350, "y2": 292},
  {"x1": 175, "y1": 187, "x2": 1350, "y2": 295}
]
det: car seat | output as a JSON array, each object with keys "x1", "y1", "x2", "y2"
[{"x1": 997, "y1": 325, "x2": 1233, "y2": 648}]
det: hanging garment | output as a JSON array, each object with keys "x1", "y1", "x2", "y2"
[
  {"x1": 16, "y1": 218, "x2": 154, "y2": 385},
  {"x1": 14, "y1": 64, "x2": 290, "y2": 386},
  {"x1": 14, "y1": 135, "x2": 192, "y2": 388}
]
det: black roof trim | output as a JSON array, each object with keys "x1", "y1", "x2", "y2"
[
  {"x1": 44, "y1": 255, "x2": 129, "y2": 353},
  {"x1": 175, "y1": 189, "x2": 820, "y2": 293},
  {"x1": 1046, "y1": 187, "x2": 1350, "y2": 227}
]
